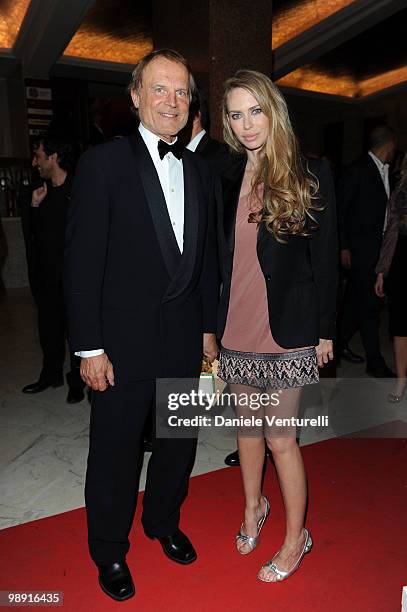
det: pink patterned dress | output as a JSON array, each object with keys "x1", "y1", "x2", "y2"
[{"x1": 217, "y1": 191, "x2": 318, "y2": 389}]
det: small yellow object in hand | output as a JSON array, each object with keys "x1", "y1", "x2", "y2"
[{"x1": 201, "y1": 358, "x2": 213, "y2": 374}]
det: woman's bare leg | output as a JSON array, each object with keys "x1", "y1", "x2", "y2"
[
  {"x1": 230, "y1": 383, "x2": 268, "y2": 554},
  {"x1": 259, "y1": 386, "x2": 308, "y2": 581}
]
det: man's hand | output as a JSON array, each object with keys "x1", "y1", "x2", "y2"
[
  {"x1": 203, "y1": 333, "x2": 218, "y2": 364},
  {"x1": 375, "y1": 272, "x2": 385, "y2": 298},
  {"x1": 340, "y1": 249, "x2": 351, "y2": 269},
  {"x1": 31, "y1": 183, "x2": 47, "y2": 208},
  {"x1": 315, "y1": 339, "x2": 334, "y2": 368},
  {"x1": 80, "y1": 352, "x2": 115, "y2": 391}
]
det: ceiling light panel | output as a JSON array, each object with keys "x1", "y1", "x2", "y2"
[{"x1": 0, "y1": 0, "x2": 31, "y2": 49}]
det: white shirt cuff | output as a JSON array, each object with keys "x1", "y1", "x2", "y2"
[{"x1": 75, "y1": 349, "x2": 104, "y2": 358}]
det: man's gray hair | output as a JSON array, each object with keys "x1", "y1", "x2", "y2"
[{"x1": 128, "y1": 49, "x2": 196, "y2": 106}]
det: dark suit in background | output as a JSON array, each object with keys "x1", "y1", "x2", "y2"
[
  {"x1": 64, "y1": 131, "x2": 218, "y2": 565},
  {"x1": 337, "y1": 154, "x2": 389, "y2": 370},
  {"x1": 28, "y1": 176, "x2": 83, "y2": 391}
]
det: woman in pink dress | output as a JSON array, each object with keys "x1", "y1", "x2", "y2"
[{"x1": 217, "y1": 70, "x2": 337, "y2": 582}]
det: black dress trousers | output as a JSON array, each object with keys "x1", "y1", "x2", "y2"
[
  {"x1": 339, "y1": 250, "x2": 383, "y2": 367},
  {"x1": 85, "y1": 380, "x2": 197, "y2": 566}
]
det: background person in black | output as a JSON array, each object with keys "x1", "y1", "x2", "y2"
[
  {"x1": 337, "y1": 125, "x2": 396, "y2": 377},
  {"x1": 22, "y1": 135, "x2": 85, "y2": 403}
]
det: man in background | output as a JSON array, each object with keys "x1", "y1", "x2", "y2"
[
  {"x1": 337, "y1": 124, "x2": 396, "y2": 377},
  {"x1": 22, "y1": 135, "x2": 85, "y2": 403},
  {"x1": 182, "y1": 88, "x2": 233, "y2": 174}
]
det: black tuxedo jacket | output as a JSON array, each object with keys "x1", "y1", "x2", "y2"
[
  {"x1": 217, "y1": 157, "x2": 338, "y2": 348},
  {"x1": 337, "y1": 154, "x2": 388, "y2": 265},
  {"x1": 64, "y1": 132, "x2": 218, "y2": 383}
]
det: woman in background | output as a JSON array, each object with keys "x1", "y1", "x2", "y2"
[
  {"x1": 217, "y1": 70, "x2": 337, "y2": 582},
  {"x1": 375, "y1": 153, "x2": 407, "y2": 402}
]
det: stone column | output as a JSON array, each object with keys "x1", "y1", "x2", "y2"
[{"x1": 152, "y1": 0, "x2": 273, "y2": 138}]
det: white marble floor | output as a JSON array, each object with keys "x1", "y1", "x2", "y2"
[{"x1": 1, "y1": 288, "x2": 405, "y2": 529}]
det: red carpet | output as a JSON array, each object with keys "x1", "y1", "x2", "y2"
[{"x1": 1, "y1": 438, "x2": 407, "y2": 611}]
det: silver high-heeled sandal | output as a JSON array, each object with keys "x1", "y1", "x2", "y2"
[
  {"x1": 236, "y1": 495, "x2": 270, "y2": 555},
  {"x1": 258, "y1": 528, "x2": 313, "y2": 582}
]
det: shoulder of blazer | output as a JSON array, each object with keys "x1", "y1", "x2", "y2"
[
  {"x1": 77, "y1": 137, "x2": 132, "y2": 170},
  {"x1": 349, "y1": 154, "x2": 379, "y2": 178},
  {"x1": 220, "y1": 155, "x2": 245, "y2": 188},
  {"x1": 197, "y1": 134, "x2": 226, "y2": 157}
]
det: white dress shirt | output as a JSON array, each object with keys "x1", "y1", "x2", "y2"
[
  {"x1": 368, "y1": 150, "x2": 390, "y2": 198},
  {"x1": 76, "y1": 123, "x2": 185, "y2": 358},
  {"x1": 187, "y1": 129, "x2": 206, "y2": 153},
  {"x1": 369, "y1": 150, "x2": 390, "y2": 232}
]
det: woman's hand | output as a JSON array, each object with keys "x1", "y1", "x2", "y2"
[
  {"x1": 315, "y1": 339, "x2": 333, "y2": 368},
  {"x1": 375, "y1": 272, "x2": 385, "y2": 298}
]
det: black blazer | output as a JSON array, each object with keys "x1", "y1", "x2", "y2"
[
  {"x1": 337, "y1": 154, "x2": 388, "y2": 263},
  {"x1": 217, "y1": 157, "x2": 338, "y2": 349},
  {"x1": 195, "y1": 133, "x2": 236, "y2": 177},
  {"x1": 64, "y1": 132, "x2": 218, "y2": 383}
]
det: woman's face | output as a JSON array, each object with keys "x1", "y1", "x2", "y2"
[{"x1": 226, "y1": 87, "x2": 269, "y2": 152}]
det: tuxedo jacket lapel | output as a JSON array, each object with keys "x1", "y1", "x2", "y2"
[
  {"x1": 163, "y1": 153, "x2": 199, "y2": 303},
  {"x1": 129, "y1": 132, "x2": 181, "y2": 280},
  {"x1": 130, "y1": 133, "x2": 199, "y2": 303}
]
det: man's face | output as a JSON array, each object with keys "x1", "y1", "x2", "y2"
[
  {"x1": 131, "y1": 57, "x2": 190, "y2": 142},
  {"x1": 32, "y1": 143, "x2": 56, "y2": 179}
]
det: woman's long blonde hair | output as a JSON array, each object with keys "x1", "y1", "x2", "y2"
[{"x1": 222, "y1": 70, "x2": 320, "y2": 240}]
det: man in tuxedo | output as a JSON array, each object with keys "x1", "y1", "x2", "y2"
[
  {"x1": 64, "y1": 49, "x2": 218, "y2": 602},
  {"x1": 22, "y1": 135, "x2": 85, "y2": 403},
  {"x1": 337, "y1": 125, "x2": 396, "y2": 377}
]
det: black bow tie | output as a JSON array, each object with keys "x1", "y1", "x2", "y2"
[{"x1": 158, "y1": 139, "x2": 184, "y2": 160}]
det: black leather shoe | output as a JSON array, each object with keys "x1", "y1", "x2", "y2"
[
  {"x1": 224, "y1": 448, "x2": 271, "y2": 467},
  {"x1": 340, "y1": 346, "x2": 365, "y2": 364},
  {"x1": 66, "y1": 388, "x2": 85, "y2": 404},
  {"x1": 22, "y1": 379, "x2": 63, "y2": 394},
  {"x1": 366, "y1": 364, "x2": 396, "y2": 378},
  {"x1": 156, "y1": 529, "x2": 197, "y2": 564},
  {"x1": 224, "y1": 450, "x2": 240, "y2": 466},
  {"x1": 98, "y1": 561, "x2": 135, "y2": 602}
]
